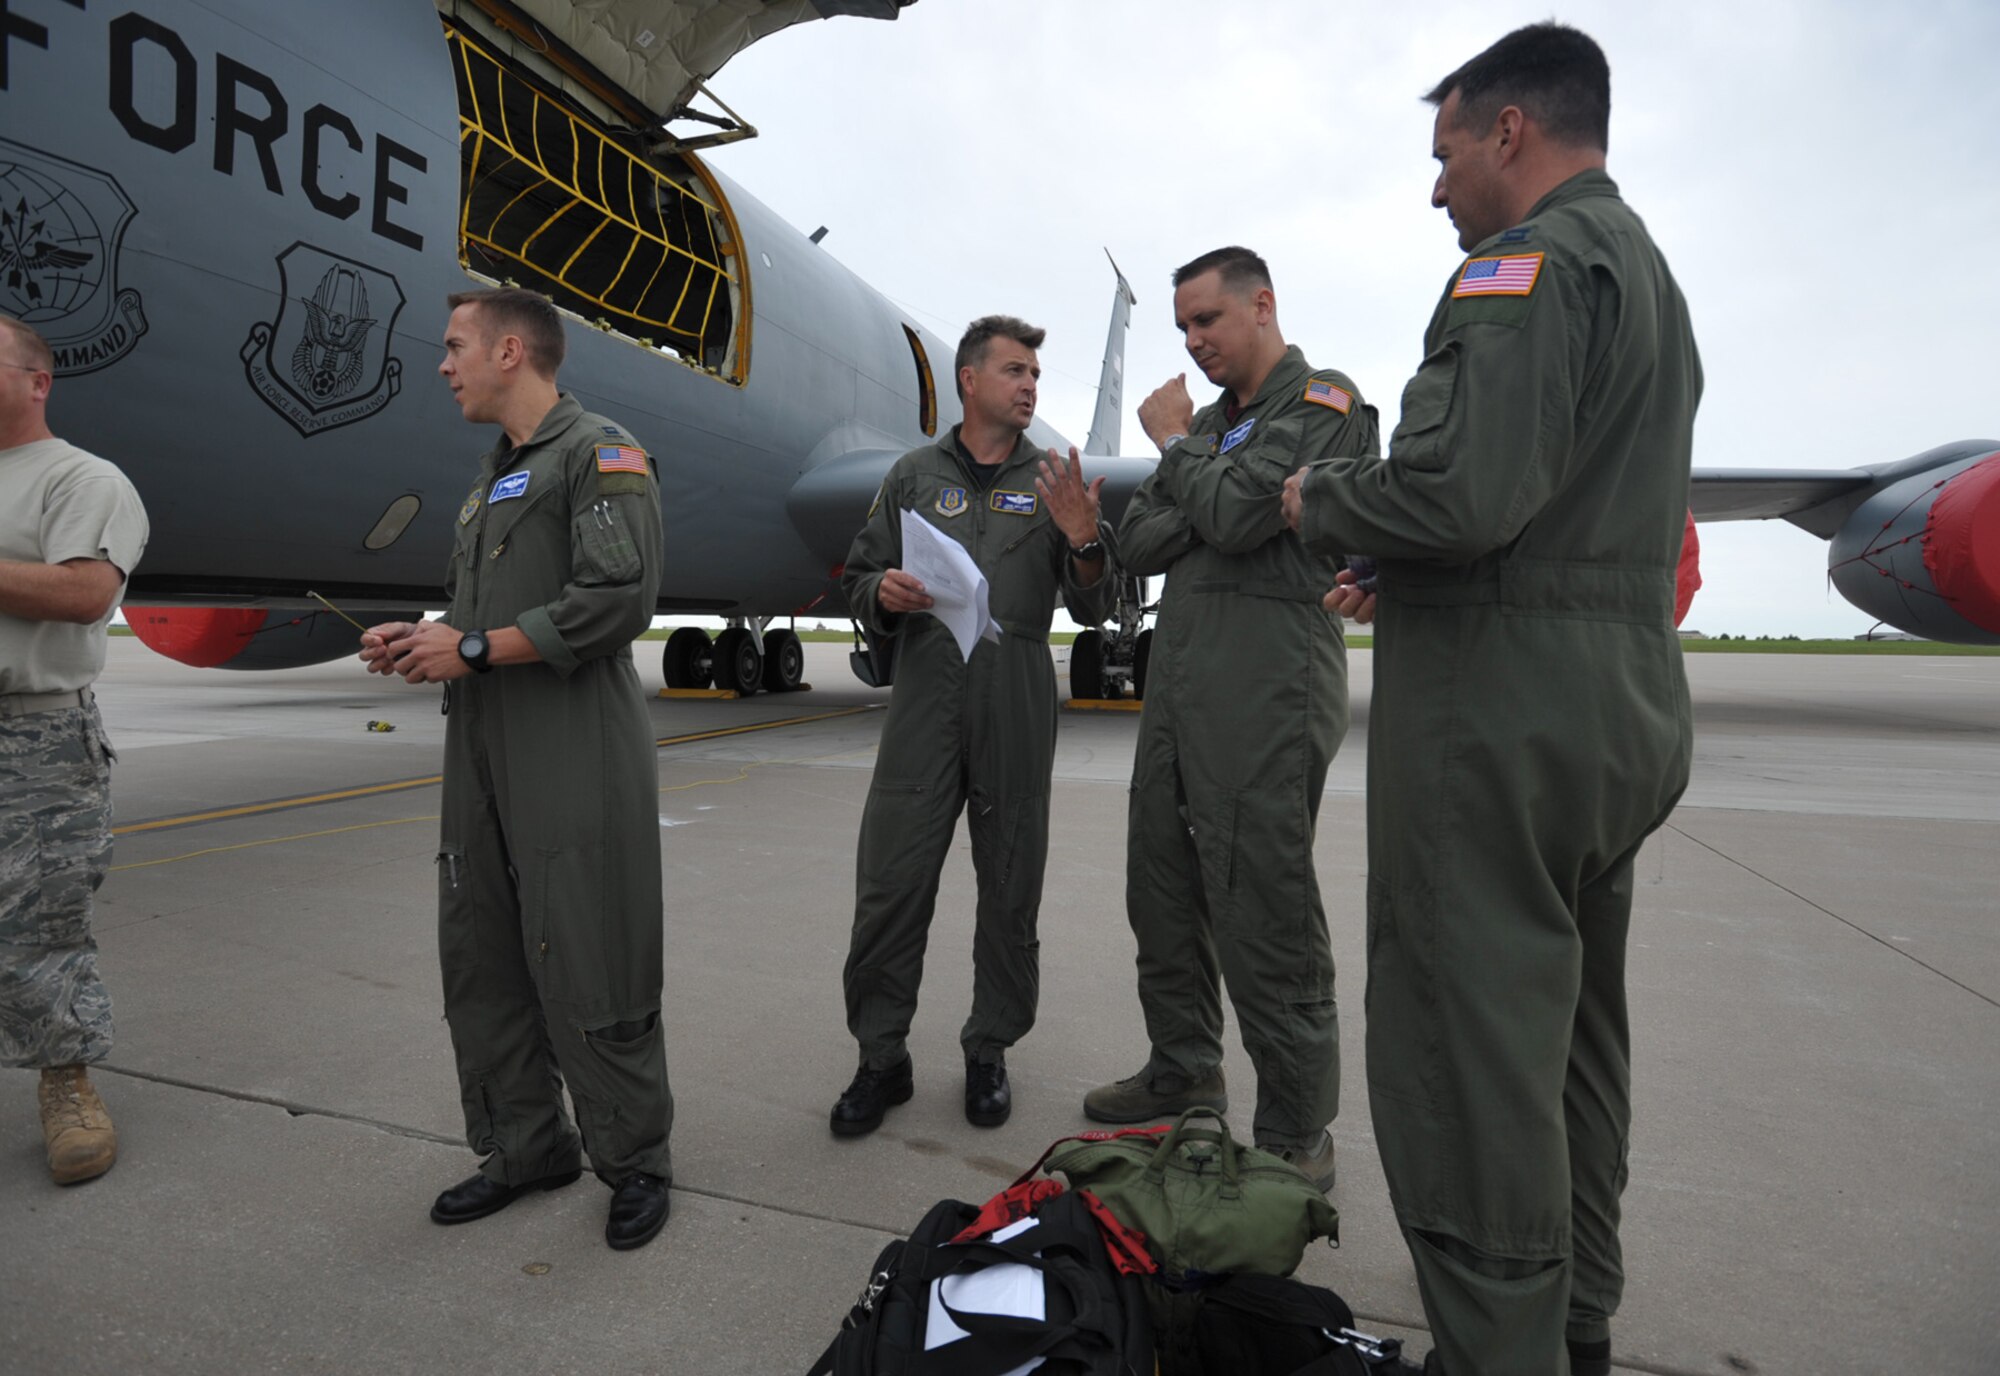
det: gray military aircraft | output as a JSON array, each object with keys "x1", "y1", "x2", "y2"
[{"x1": 3, "y1": 0, "x2": 1994, "y2": 698}]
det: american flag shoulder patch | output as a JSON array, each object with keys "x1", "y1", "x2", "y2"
[
  {"x1": 1452, "y1": 252, "x2": 1544, "y2": 298},
  {"x1": 1303, "y1": 378, "x2": 1353, "y2": 413},
  {"x1": 596, "y1": 444, "x2": 649, "y2": 475}
]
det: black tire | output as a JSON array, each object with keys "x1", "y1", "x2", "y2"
[
  {"x1": 1133, "y1": 628, "x2": 1153, "y2": 700},
  {"x1": 711, "y1": 626, "x2": 762, "y2": 696},
  {"x1": 762, "y1": 628, "x2": 805, "y2": 692},
  {"x1": 662, "y1": 626, "x2": 713, "y2": 689},
  {"x1": 1070, "y1": 629, "x2": 1105, "y2": 700}
]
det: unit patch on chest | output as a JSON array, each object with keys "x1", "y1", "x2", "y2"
[
  {"x1": 489, "y1": 471, "x2": 531, "y2": 502},
  {"x1": 1221, "y1": 417, "x2": 1256, "y2": 453},
  {"x1": 458, "y1": 491, "x2": 481, "y2": 525},
  {"x1": 936, "y1": 487, "x2": 968, "y2": 517},
  {"x1": 990, "y1": 490, "x2": 1037, "y2": 516}
]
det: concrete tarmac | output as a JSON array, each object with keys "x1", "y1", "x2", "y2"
[{"x1": 3, "y1": 640, "x2": 1996, "y2": 1375}]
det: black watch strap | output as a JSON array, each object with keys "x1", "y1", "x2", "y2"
[{"x1": 1069, "y1": 539, "x2": 1104, "y2": 561}]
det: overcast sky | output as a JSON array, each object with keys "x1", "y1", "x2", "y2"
[{"x1": 704, "y1": 0, "x2": 1999, "y2": 637}]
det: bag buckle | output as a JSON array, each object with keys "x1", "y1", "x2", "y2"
[
  {"x1": 1328, "y1": 1327, "x2": 1403, "y2": 1363},
  {"x1": 855, "y1": 1268, "x2": 893, "y2": 1316}
]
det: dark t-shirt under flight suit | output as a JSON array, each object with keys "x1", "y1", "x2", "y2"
[
  {"x1": 1117, "y1": 344, "x2": 1377, "y2": 1148},
  {"x1": 1300, "y1": 170, "x2": 1700, "y2": 1374},
  {"x1": 439, "y1": 392, "x2": 673, "y2": 1188},
  {"x1": 840, "y1": 426, "x2": 1114, "y2": 1071}
]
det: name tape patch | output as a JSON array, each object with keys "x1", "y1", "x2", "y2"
[
  {"x1": 1221, "y1": 417, "x2": 1256, "y2": 453},
  {"x1": 990, "y1": 490, "x2": 1037, "y2": 515},
  {"x1": 489, "y1": 471, "x2": 530, "y2": 502}
]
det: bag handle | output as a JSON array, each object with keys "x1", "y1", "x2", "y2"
[{"x1": 1143, "y1": 1106, "x2": 1243, "y2": 1195}]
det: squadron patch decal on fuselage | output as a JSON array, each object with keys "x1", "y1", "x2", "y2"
[
  {"x1": 241, "y1": 241, "x2": 405, "y2": 437},
  {"x1": 0, "y1": 137, "x2": 148, "y2": 376}
]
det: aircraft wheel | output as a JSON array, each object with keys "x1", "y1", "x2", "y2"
[
  {"x1": 1133, "y1": 628, "x2": 1153, "y2": 700},
  {"x1": 1070, "y1": 630, "x2": 1105, "y2": 700},
  {"x1": 762, "y1": 629, "x2": 805, "y2": 692},
  {"x1": 663, "y1": 626, "x2": 713, "y2": 689},
  {"x1": 712, "y1": 627, "x2": 762, "y2": 697}
]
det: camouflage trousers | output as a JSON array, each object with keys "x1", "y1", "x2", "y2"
[{"x1": 0, "y1": 702, "x2": 116, "y2": 1069}]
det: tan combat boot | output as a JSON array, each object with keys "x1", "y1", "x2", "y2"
[{"x1": 38, "y1": 1064, "x2": 118, "y2": 1185}]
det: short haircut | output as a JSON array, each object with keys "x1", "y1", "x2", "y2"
[
  {"x1": 1425, "y1": 22, "x2": 1611, "y2": 152},
  {"x1": 0, "y1": 315, "x2": 55, "y2": 373},
  {"x1": 1171, "y1": 246, "x2": 1272, "y2": 297},
  {"x1": 954, "y1": 315, "x2": 1045, "y2": 401},
  {"x1": 446, "y1": 287, "x2": 566, "y2": 378}
]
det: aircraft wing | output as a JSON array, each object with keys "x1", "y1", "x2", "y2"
[
  {"x1": 1689, "y1": 468, "x2": 1873, "y2": 524},
  {"x1": 509, "y1": 0, "x2": 917, "y2": 122}
]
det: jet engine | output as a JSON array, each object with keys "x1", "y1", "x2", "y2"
[
  {"x1": 123, "y1": 606, "x2": 424, "y2": 670},
  {"x1": 1827, "y1": 448, "x2": 2000, "y2": 644}
]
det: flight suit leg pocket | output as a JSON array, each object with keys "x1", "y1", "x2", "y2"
[
  {"x1": 857, "y1": 781, "x2": 943, "y2": 892},
  {"x1": 573, "y1": 1012, "x2": 672, "y2": 1180},
  {"x1": 436, "y1": 845, "x2": 478, "y2": 984},
  {"x1": 1364, "y1": 873, "x2": 1439, "y2": 1112}
]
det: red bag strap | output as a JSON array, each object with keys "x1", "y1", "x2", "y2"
[
  {"x1": 949, "y1": 1177, "x2": 1066, "y2": 1244},
  {"x1": 1074, "y1": 1188, "x2": 1159, "y2": 1276},
  {"x1": 1011, "y1": 1124, "x2": 1172, "y2": 1187}
]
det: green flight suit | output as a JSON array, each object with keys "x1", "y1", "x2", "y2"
[
  {"x1": 841, "y1": 427, "x2": 1114, "y2": 1070},
  {"x1": 1299, "y1": 171, "x2": 1699, "y2": 1375},
  {"x1": 438, "y1": 393, "x2": 673, "y2": 1188},
  {"x1": 1117, "y1": 345, "x2": 1377, "y2": 1147}
]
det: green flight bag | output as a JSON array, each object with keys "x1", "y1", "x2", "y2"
[{"x1": 1042, "y1": 1108, "x2": 1338, "y2": 1278}]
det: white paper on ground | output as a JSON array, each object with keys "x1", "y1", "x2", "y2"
[
  {"x1": 900, "y1": 508, "x2": 1004, "y2": 660},
  {"x1": 925, "y1": 1260, "x2": 1047, "y2": 1375}
]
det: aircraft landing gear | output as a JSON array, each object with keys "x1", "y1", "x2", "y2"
[
  {"x1": 761, "y1": 628, "x2": 805, "y2": 692},
  {"x1": 711, "y1": 625, "x2": 763, "y2": 696},
  {"x1": 663, "y1": 626, "x2": 714, "y2": 688},
  {"x1": 1070, "y1": 573, "x2": 1154, "y2": 701}
]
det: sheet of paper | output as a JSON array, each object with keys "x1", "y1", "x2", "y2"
[
  {"x1": 900, "y1": 508, "x2": 1004, "y2": 660},
  {"x1": 925, "y1": 1260, "x2": 1046, "y2": 1376}
]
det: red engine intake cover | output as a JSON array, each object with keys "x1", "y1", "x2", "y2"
[{"x1": 1921, "y1": 453, "x2": 2000, "y2": 634}]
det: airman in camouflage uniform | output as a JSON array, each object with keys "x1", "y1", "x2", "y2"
[{"x1": 0, "y1": 315, "x2": 150, "y2": 1186}]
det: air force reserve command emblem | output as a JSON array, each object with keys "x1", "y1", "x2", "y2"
[
  {"x1": 990, "y1": 490, "x2": 1037, "y2": 516},
  {"x1": 0, "y1": 138, "x2": 148, "y2": 376},
  {"x1": 936, "y1": 487, "x2": 968, "y2": 518},
  {"x1": 242, "y1": 242, "x2": 406, "y2": 437}
]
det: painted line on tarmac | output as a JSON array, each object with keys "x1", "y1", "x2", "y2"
[{"x1": 112, "y1": 704, "x2": 882, "y2": 838}]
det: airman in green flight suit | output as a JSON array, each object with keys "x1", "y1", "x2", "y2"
[
  {"x1": 1282, "y1": 26, "x2": 1700, "y2": 1375},
  {"x1": 363, "y1": 288, "x2": 674, "y2": 1254},
  {"x1": 832, "y1": 316, "x2": 1114, "y2": 1137},
  {"x1": 1084, "y1": 248, "x2": 1377, "y2": 1195}
]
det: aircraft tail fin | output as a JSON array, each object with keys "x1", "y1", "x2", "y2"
[{"x1": 1083, "y1": 250, "x2": 1138, "y2": 455}]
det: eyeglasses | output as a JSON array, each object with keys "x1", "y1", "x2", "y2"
[{"x1": 0, "y1": 361, "x2": 50, "y2": 376}]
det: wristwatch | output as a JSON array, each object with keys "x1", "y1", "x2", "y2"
[
  {"x1": 1069, "y1": 539, "x2": 1104, "y2": 562},
  {"x1": 1161, "y1": 432, "x2": 1187, "y2": 452},
  {"x1": 457, "y1": 628, "x2": 494, "y2": 673}
]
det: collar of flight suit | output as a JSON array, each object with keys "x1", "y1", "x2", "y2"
[
  {"x1": 940, "y1": 423, "x2": 1041, "y2": 483},
  {"x1": 1511, "y1": 167, "x2": 1622, "y2": 236},
  {"x1": 1223, "y1": 343, "x2": 1313, "y2": 420},
  {"x1": 481, "y1": 393, "x2": 585, "y2": 479}
]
